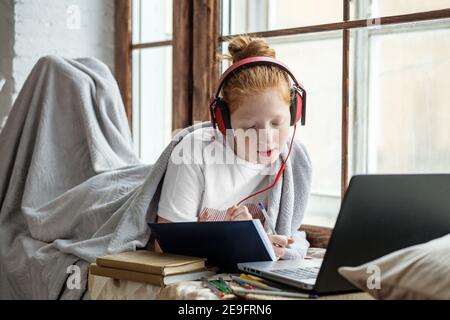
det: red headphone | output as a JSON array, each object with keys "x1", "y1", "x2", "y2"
[
  {"x1": 208, "y1": 56, "x2": 308, "y2": 207},
  {"x1": 209, "y1": 56, "x2": 307, "y2": 136}
]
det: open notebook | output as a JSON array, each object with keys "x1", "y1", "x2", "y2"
[
  {"x1": 148, "y1": 220, "x2": 277, "y2": 272},
  {"x1": 198, "y1": 203, "x2": 265, "y2": 222}
]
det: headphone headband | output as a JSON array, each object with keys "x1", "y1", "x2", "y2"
[{"x1": 209, "y1": 56, "x2": 305, "y2": 106}]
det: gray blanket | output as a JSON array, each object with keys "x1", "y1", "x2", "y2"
[{"x1": 0, "y1": 56, "x2": 312, "y2": 299}]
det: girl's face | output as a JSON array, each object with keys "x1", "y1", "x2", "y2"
[{"x1": 230, "y1": 87, "x2": 291, "y2": 165}]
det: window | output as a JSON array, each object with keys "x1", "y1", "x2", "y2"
[
  {"x1": 271, "y1": 34, "x2": 343, "y2": 226},
  {"x1": 222, "y1": 0, "x2": 344, "y2": 34},
  {"x1": 131, "y1": 0, "x2": 173, "y2": 164},
  {"x1": 350, "y1": 21, "x2": 450, "y2": 176},
  {"x1": 220, "y1": 0, "x2": 450, "y2": 227},
  {"x1": 362, "y1": 0, "x2": 450, "y2": 18},
  {"x1": 221, "y1": 0, "x2": 348, "y2": 226}
]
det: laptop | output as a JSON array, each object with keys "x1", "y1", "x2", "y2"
[{"x1": 238, "y1": 174, "x2": 450, "y2": 295}]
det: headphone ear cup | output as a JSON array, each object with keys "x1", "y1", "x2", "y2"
[
  {"x1": 214, "y1": 98, "x2": 232, "y2": 135},
  {"x1": 289, "y1": 87, "x2": 304, "y2": 126}
]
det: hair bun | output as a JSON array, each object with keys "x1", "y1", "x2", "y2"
[{"x1": 224, "y1": 35, "x2": 276, "y2": 63}]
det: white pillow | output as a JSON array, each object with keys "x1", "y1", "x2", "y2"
[{"x1": 338, "y1": 234, "x2": 450, "y2": 300}]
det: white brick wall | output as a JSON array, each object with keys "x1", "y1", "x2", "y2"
[
  {"x1": 0, "y1": 0, "x2": 115, "y2": 130},
  {"x1": 0, "y1": 0, "x2": 15, "y2": 129}
]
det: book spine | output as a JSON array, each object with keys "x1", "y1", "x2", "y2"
[
  {"x1": 89, "y1": 265, "x2": 165, "y2": 287},
  {"x1": 96, "y1": 259, "x2": 163, "y2": 275}
]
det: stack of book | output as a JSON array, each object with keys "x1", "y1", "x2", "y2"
[{"x1": 89, "y1": 250, "x2": 216, "y2": 287}]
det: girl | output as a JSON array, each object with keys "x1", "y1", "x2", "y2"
[{"x1": 156, "y1": 36, "x2": 312, "y2": 260}]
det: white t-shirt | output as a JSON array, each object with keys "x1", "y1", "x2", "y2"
[{"x1": 157, "y1": 127, "x2": 282, "y2": 223}]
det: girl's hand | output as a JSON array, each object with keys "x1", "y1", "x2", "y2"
[
  {"x1": 224, "y1": 205, "x2": 253, "y2": 221},
  {"x1": 268, "y1": 234, "x2": 295, "y2": 259}
]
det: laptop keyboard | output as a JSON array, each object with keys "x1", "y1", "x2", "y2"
[{"x1": 271, "y1": 266, "x2": 320, "y2": 280}]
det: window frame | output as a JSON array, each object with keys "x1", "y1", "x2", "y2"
[
  {"x1": 351, "y1": 2, "x2": 450, "y2": 178},
  {"x1": 220, "y1": 2, "x2": 450, "y2": 200}
]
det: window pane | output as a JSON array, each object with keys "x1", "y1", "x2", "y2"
[
  {"x1": 359, "y1": 0, "x2": 450, "y2": 18},
  {"x1": 132, "y1": 46, "x2": 173, "y2": 164},
  {"x1": 132, "y1": 0, "x2": 173, "y2": 44},
  {"x1": 268, "y1": 33, "x2": 343, "y2": 226},
  {"x1": 350, "y1": 23, "x2": 450, "y2": 176},
  {"x1": 222, "y1": 0, "x2": 344, "y2": 36}
]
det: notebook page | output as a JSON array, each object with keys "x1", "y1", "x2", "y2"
[{"x1": 252, "y1": 219, "x2": 277, "y2": 261}]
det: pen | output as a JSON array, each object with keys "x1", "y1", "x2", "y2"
[
  {"x1": 231, "y1": 275, "x2": 279, "y2": 291},
  {"x1": 230, "y1": 276, "x2": 255, "y2": 289},
  {"x1": 258, "y1": 202, "x2": 292, "y2": 249},
  {"x1": 201, "y1": 277, "x2": 224, "y2": 298},
  {"x1": 240, "y1": 274, "x2": 280, "y2": 291},
  {"x1": 231, "y1": 287, "x2": 318, "y2": 299},
  {"x1": 258, "y1": 202, "x2": 276, "y2": 234}
]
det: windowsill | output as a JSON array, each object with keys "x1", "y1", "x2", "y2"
[{"x1": 303, "y1": 214, "x2": 336, "y2": 229}]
